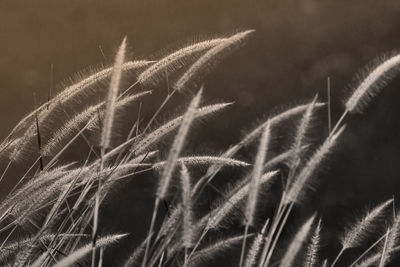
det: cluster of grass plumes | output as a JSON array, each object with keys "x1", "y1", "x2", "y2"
[{"x1": 0, "y1": 29, "x2": 400, "y2": 267}]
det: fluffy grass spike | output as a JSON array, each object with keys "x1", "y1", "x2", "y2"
[
  {"x1": 51, "y1": 234, "x2": 126, "y2": 267},
  {"x1": 244, "y1": 219, "x2": 269, "y2": 267},
  {"x1": 101, "y1": 37, "x2": 126, "y2": 149},
  {"x1": 245, "y1": 120, "x2": 271, "y2": 226},
  {"x1": 346, "y1": 53, "x2": 400, "y2": 113},
  {"x1": 289, "y1": 95, "x2": 317, "y2": 173},
  {"x1": 174, "y1": 30, "x2": 255, "y2": 91},
  {"x1": 284, "y1": 126, "x2": 345, "y2": 204},
  {"x1": 133, "y1": 102, "x2": 232, "y2": 155},
  {"x1": 180, "y1": 163, "x2": 194, "y2": 249},
  {"x1": 206, "y1": 171, "x2": 278, "y2": 230},
  {"x1": 157, "y1": 88, "x2": 202, "y2": 199},
  {"x1": 304, "y1": 218, "x2": 321, "y2": 267},
  {"x1": 341, "y1": 199, "x2": 393, "y2": 250},
  {"x1": 279, "y1": 215, "x2": 316, "y2": 267},
  {"x1": 137, "y1": 38, "x2": 225, "y2": 85}
]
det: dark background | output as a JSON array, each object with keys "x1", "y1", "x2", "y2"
[{"x1": 2, "y1": 0, "x2": 400, "y2": 266}]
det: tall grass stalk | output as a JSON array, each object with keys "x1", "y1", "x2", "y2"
[
  {"x1": 240, "y1": 121, "x2": 271, "y2": 267},
  {"x1": 143, "y1": 89, "x2": 202, "y2": 267},
  {"x1": 332, "y1": 199, "x2": 393, "y2": 267},
  {"x1": 379, "y1": 228, "x2": 391, "y2": 267},
  {"x1": 93, "y1": 37, "x2": 126, "y2": 267}
]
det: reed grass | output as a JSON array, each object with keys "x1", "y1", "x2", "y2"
[{"x1": 0, "y1": 31, "x2": 399, "y2": 267}]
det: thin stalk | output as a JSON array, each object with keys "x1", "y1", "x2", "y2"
[
  {"x1": 0, "y1": 160, "x2": 11, "y2": 184},
  {"x1": 98, "y1": 247, "x2": 104, "y2": 267},
  {"x1": 258, "y1": 194, "x2": 287, "y2": 267},
  {"x1": 263, "y1": 202, "x2": 294, "y2": 267},
  {"x1": 158, "y1": 251, "x2": 165, "y2": 267},
  {"x1": 134, "y1": 89, "x2": 177, "y2": 150},
  {"x1": 183, "y1": 247, "x2": 188, "y2": 267},
  {"x1": 92, "y1": 147, "x2": 107, "y2": 267},
  {"x1": 187, "y1": 227, "x2": 207, "y2": 263},
  {"x1": 379, "y1": 229, "x2": 390, "y2": 267},
  {"x1": 348, "y1": 234, "x2": 386, "y2": 267},
  {"x1": 330, "y1": 110, "x2": 347, "y2": 138},
  {"x1": 44, "y1": 119, "x2": 93, "y2": 171},
  {"x1": 35, "y1": 115, "x2": 44, "y2": 171},
  {"x1": 327, "y1": 77, "x2": 332, "y2": 133},
  {"x1": 330, "y1": 248, "x2": 345, "y2": 267},
  {"x1": 142, "y1": 198, "x2": 160, "y2": 267},
  {"x1": 239, "y1": 224, "x2": 250, "y2": 267},
  {"x1": 0, "y1": 224, "x2": 17, "y2": 251},
  {"x1": 125, "y1": 89, "x2": 177, "y2": 164}
]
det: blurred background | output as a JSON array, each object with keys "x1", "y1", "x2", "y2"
[{"x1": 2, "y1": 0, "x2": 400, "y2": 265}]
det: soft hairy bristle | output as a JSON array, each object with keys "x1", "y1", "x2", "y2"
[
  {"x1": 286, "y1": 96, "x2": 317, "y2": 190},
  {"x1": 1, "y1": 60, "x2": 149, "y2": 150},
  {"x1": 46, "y1": 234, "x2": 127, "y2": 267},
  {"x1": 382, "y1": 211, "x2": 400, "y2": 265},
  {"x1": 291, "y1": 96, "x2": 317, "y2": 162},
  {"x1": 345, "y1": 53, "x2": 400, "y2": 113},
  {"x1": 57, "y1": 60, "x2": 150, "y2": 106},
  {"x1": 42, "y1": 91, "x2": 149, "y2": 156},
  {"x1": 137, "y1": 38, "x2": 225, "y2": 85},
  {"x1": 341, "y1": 199, "x2": 393, "y2": 250},
  {"x1": 133, "y1": 102, "x2": 232, "y2": 155},
  {"x1": 192, "y1": 103, "x2": 324, "y2": 195},
  {"x1": 244, "y1": 219, "x2": 269, "y2": 267},
  {"x1": 229, "y1": 102, "x2": 325, "y2": 158},
  {"x1": 379, "y1": 228, "x2": 391, "y2": 267},
  {"x1": 279, "y1": 215, "x2": 316, "y2": 267},
  {"x1": 284, "y1": 126, "x2": 345, "y2": 204},
  {"x1": 180, "y1": 163, "x2": 193, "y2": 248},
  {"x1": 153, "y1": 155, "x2": 249, "y2": 169},
  {"x1": 8, "y1": 61, "x2": 151, "y2": 159},
  {"x1": 101, "y1": 37, "x2": 127, "y2": 149},
  {"x1": 304, "y1": 218, "x2": 322, "y2": 267},
  {"x1": 190, "y1": 234, "x2": 252, "y2": 267},
  {"x1": 353, "y1": 245, "x2": 400, "y2": 267},
  {"x1": 245, "y1": 121, "x2": 271, "y2": 226},
  {"x1": 123, "y1": 234, "x2": 152, "y2": 267},
  {"x1": 156, "y1": 89, "x2": 202, "y2": 199},
  {"x1": 174, "y1": 30, "x2": 255, "y2": 91},
  {"x1": 205, "y1": 170, "x2": 278, "y2": 230}
]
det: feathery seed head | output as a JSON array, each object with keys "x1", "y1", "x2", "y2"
[
  {"x1": 341, "y1": 199, "x2": 393, "y2": 250},
  {"x1": 101, "y1": 37, "x2": 127, "y2": 149},
  {"x1": 304, "y1": 218, "x2": 322, "y2": 267},
  {"x1": 284, "y1": 126, "x2": 345, "y2": 204},
  {"x1": 245, "y1": 121, "x2": 271, "y2": 226},
  {"x1": 206, "y1": 170, "x2": 278, "y2": 230},
  {"x1": 156, "y1": 89, "x2": 202, "y2": 199},
  {"x1": 180, "y1": 163, "x2": 194, "y2": 248},
  {"x1": 137, "y1": 38, "x2": 225, "y2": 85},
  {"x1": 346, "y1": 53, "x2": 400, "y2": 113},
  {"x1": 174, "y1": 30, "x2": 255, "y2": 91},
  {"x1": 279, "y1": 214, "x2": 316, "y2": 267}
]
